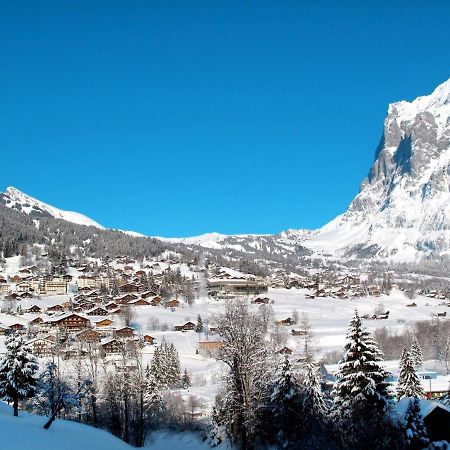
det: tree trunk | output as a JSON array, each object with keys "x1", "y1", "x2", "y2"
[
  {"x1": 44, "y1": 413, "x2": 57, "y2": 429},
  {"x1": 13, "y1": 397, "x2": 18, "y2": 417}
]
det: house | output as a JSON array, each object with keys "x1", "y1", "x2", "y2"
[
  {"x1": 16, "y1": 281, "x2": 34, "y2": 292},
  {"x1": 114, "y1": 326, "x2": 134, "y2": 339},
  {"x1": 19, "y1": 291, "x2": 33, "y2": 299},
  {"x1": 9, "y1": 323, "x2": 25, "y2": 331},
  {"x1": 95, "y1": 318, "x2": 113, "y2": 327},
  {"x1": 52, "y1": 313, "x2": 90, "y2": 331},
  {"x1": 115, "y1": 293, "x2": 139, "y2": 304},
  {"x1": 198, "y1": 341, "x2": 224, "y2": 352},
  {"x1": 101, "y1": 338, "x2": 123, "y2": 355},
  {"x1": 119, "y1": 283, "x2": 141, "y2": 293},
  {"x1": 174, "y1": 321, "x2": 196, "y2": 332},
  {"x1": 105, "y1": 301, "x2": 119, "y2": 311},
  {"x1": 47, "y1": 304, "x2": 64, "y2": 313},
  {"x1": 29, "y1": 317, "x2": 44, "y2": 327},
  {"x1": 86, "y1": 306, "x2": 109, "y2": 316},
  {"x1": 275, "y1": 317, "x2": 295, "y2": 326},
  {"x1": 291, "y1": 329, "x2": 307, "y2": 336},
  {"x1": 76, "y1": 329, "x2": 101, "y2": 343},
  {"x1": 0, "y1": 284, "x2": 11, "y2": 294},
  {"x1": 44, "y1": 279, "x2": 68, "y2": 295},
  {"x1": 27, "y1": 337, "x2": 55, "y2": 357},
  {"x1": 251, "y1": 296, "x2": 270, "y2": 304},
  {"x1": 166, "y1": 299, "x2": 180, "y2": 308},
  {"x1": 0, "y1": 326, "x2": 8, "y2": 335},
  {"x1": 397, "y1": 398, "x2": 450, "y2": 443},
  {"x1": 127, "y1": 298, "x2": 150, "y2": 306},
  {"x1": 143, "y1": 335, "x2": 155, "y2": 345},
  {"x1": 151, "y1": 296, "x2": 163, "y2": 306}
]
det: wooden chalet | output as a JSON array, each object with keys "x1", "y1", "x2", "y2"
[
  {"x1": 105, "y1": 301, "x2": 119, "y2": 311},
  {"x1": 143, "y1": 335, "x2": 155, "y2": 345},
  {"x1": 166, "y1": 299, "x2": 181, "y2": 308},
  {"x1": 26, "y1": 305, "x2": 42, "y2": 314},
  {"x1": 101, "y1": 338, "x2": 123, "y2": 355},
  {"x1": 76, "y1": 329, "x2": 101, "y2": 343},
  {"x1": 95, "y1": 318, "x2": 113, "y2": 327},
  {"x1": 198, "y1": 341, "x2": 224, "y2": 351},
  {"x1": 114, "y1": 326, "x2": 134, "y2": 339},
  {"x1": 27, "y1": 338, "x2": 55, "y2": 356},
  {"x1": 52, "y1": 314, "x2": 91, "y2": 331},
  {"x1": 127, "y1": 298, "x2": 150, "y2": 306},
  {"x1": 86, "y1": 306, "x2": 108, "y2": 316},
  {"x1": 251, "y1": 296, "x2": 270, "y2": 304},
  {"x1": 115, "y1": 293, "x2": 139, "y2": 304},
  {"x1": 275, "y1": 317, "x2": 295, "y2": 326},
  {"x1": 47, "y1": 304, "x2": 64, "y2": 313},
  {"x1": 174, "y1": 321, "x2": 196, "y2": 332}
]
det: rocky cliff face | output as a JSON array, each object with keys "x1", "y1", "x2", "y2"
[{"x1": 306, "y1": 78, "x2": 450, "y2": 260}]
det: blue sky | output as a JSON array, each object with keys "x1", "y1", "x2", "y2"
[{"x1": 1, "y1": 1, "x2": 449, "y2": 237}]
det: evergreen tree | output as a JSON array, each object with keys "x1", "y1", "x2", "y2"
[
  {"x1": 0, "y1": 332, "x2": 38, "y2": 416},
  {"x1": 404, "y1": 398, "x2": 429, "y2": 450},
  {"x1": 181, "y1": 367, "x2": 191, "y2": 388},
  {"x1": 149, "y1": 347, "x2": 168, "y2": 390},
  {"x1": 302, "y1": 361, "x2": 328, "y2": 416},
  {"x1": 143, "y1": 365, "x2": 163, "y2": 427},
  {"x1": 333, "y1": 310, "x2": 391, "y2": 412},
  {"x1": 270, "y1": 356, "x2": 303, "y2": 448},
  {"x1": 410, "y1": 337, "x2": 423, "y2": 368},
  {"x1": 195, "y1": 314, "x2": 204, "y2": 333},
  {"x1": 397, "y1": 348, "x2": 426, "y2": 400},
  {"x1": 332, "y1": 311, "x2": 394, "y2": 449}
]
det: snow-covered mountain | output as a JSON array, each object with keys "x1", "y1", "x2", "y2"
[
  {"x1": 0, "y1": 187, "x2": 105, "y2": 229},
  {"x1": 303, "y1": 77, "x2": 450, "y2": 261}
]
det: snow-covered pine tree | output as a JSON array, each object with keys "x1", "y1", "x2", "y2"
[
  {"x1": 143, "y1": 367, "x2": 163, "y2": 427},
  {"x1": 149, "y1": 347, "x2": 168, "y2": 390},
  {"x1": 404, "y1": 398, "x2": 429, "y2": 449},
  {"x1": 332, "y1": 311, "x2": 395, "y2": 449},
  {"x1": 0, "y1": 332, "x2": 38, "y2": 416},
  {"x1": 396, "y1": 348, "x2": 426, "y2": 400},
  {"x1": 270, "y1": 356, "x2": 303, "y2": 448},
  {"x1": 195, "y1": 314, "x2": 204, "y2": 333},
  {"x1": 181, "y1": 367, "x2": 191, "y2": 388},
  {"x1": 333, "y1": 310, "x2": 391, "y2": 412},
  {"x1": 167, "y1": 343, "x2": 181, "y2": 387},
  {"x1": 302, "y1": 361, "x2": 328, "y2": 417},
  {"x1": 410, "y1": 337, "x2": 423, "y2": 369}
]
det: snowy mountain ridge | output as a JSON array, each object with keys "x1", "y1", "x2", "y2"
[{"x1": 0, "y1": 187, "x2": 105, "y2": 230}]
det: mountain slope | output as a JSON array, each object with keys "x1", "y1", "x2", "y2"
[
  {"x1": 0, "y1": 187, "x2": 105, "y2": 229},
  {"x1": 304, "y1": 77, "x2": 450, "y2": 261}
]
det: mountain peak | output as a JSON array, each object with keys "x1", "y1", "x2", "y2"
[{"x1": 0, "y1": 186, "x2": 105, "y2": 229}]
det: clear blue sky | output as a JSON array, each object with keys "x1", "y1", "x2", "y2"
[{"x1": 1, "y1": 1, "x2": 449, "y2": 237}]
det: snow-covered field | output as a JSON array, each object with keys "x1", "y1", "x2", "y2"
[{"x1": 1, "y1": 285, "x2": 448, "y2": 409}]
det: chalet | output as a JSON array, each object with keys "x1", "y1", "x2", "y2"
[
  {"x1": 95, "y1": 318, "x2": 113, "y2": 327},
  {"x1": 76, "y1": 329, "x2": 101, "y2": 343},
  {"x1": 52, "y1": 313, "x2": 90, "y2": 331},
  {"x1": 101, "y1": 338, "x2": 123, "y2": 355},
  {"x1": 114, "y1": 326, "x2": 134, "y2": 339},
  {"x1": 0, "y1": 326, "x2": 8, "y2": 335},
  {"x1": 119, "y1": 283, "x2": 141, "y2": 293},
  {"x1": 9, "y1": 275, "x2": 23, "y2": 283},
  {"x1": 251, "y1": 297, "x2": 270, "y2": 304},
  {"x1": 151, "y1": 296, "x2": 163, "y2": 306},
  {"x1": 127, "y1": 298, "x2": 150, "y2": 306},
  {"x1": 141, "y1": 291, "x2": 157, "y2": 299},
  {"x1": 143, "y1": 335, "x2": 155, "y2": 345},
  {"x1": 27, "y1": 338, "x2": 55, "y2": 356},
  {"x1": 115, "y1": 293, "x2": 139, "y2": 304},
  {"x1": 86, "y1": 306, "x2": 109, "y2": 316},
  {"x1": 291, "y1": 329, "x2": 307, "y2": 336},
  {"x1": 275, "y1": 317, "x2": 295, "y2": 326},
  {"x1": 30, "y1": 317, "x2": 44, "y2": 326},
  {"x1": 105, "y1": 301, "x2": 119, "y2": 311},
  {"x1": 16, "y1": 281, "x2": 34, "y2": 292},
  {"x1": 19, "y1": 292, "x2": 33, "y2": 299},
  {"x1": 10, "y1": 323, "x2": 25, "y2": 331},
  {"x1": 198, "y1": 341, "x2": 224, "y2": 352},
  {"x1": 174, "y1": 321, "x2": 196, "y2": 332},
  {"x1": 341, "y1": 275, "x2": 360, "y2": 286},
  {"x1": 47, "y1": 304, "x2": 64, "y2": 313},
  {"x1": 166, "y1": 299, "x2": 180, "y2": 308}
]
